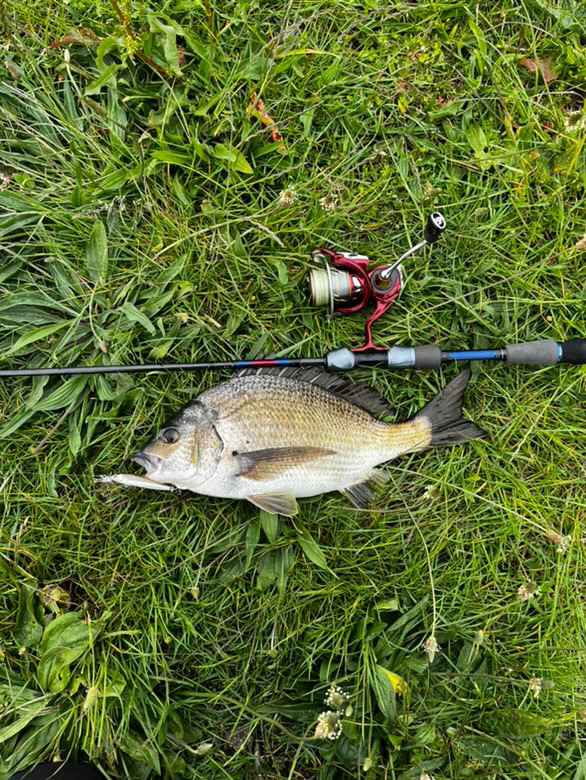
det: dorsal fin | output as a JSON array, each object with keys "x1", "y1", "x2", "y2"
[{"x1": 233, "y1": 365, "x2": 394, "y2": 418}]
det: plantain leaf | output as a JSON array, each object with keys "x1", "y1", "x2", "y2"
[
  {"x1": 150, "y1": 150, "x2": 194, "y2": 167},
  {"x1": 465, "y1": 124, "x2": 487, "y2": 154},
  {"x1": 3, "y1": 713, "x2": 65, "y2": 776},
  {"x1": 231, "y1": 151, "x2": 254, "y2": 175},
  {"x1": 103, "y1": 669, "x2": 126, "y2": 697},
  {"x1": 213, "y1": 143, "x2": 253, "y2": 174},
  {"x1": 119, "y1": 731, "x2": 161, "y2": 774},
  {"x1": 0, "y1": 213, "x2": 40, "y2": 238},
  {"x1": 5, "y1": 322, "x2": 70, "y2": 357},
  {"x1": 372, "y1": 665, "x2": 397, "y2": 721},
  {"x1": 84, "y1": 63, "x2": 120, "y2": 96},
  {"x1": 378, "y1": 666, "x2": 408, "y2": 695},
  {"x1": 0, "y1": 698, "x2": 48, "y2": 744},
  {"x1": 34, "y1": 376, "x2": 88, "y2": 412},
  {"x1": 13, "y1": 584, "x2": 44, "y2": 648},
  {"x1": 0, "y1": 407, "x2": 36, "y2": 438},
  {"x1": 297, "y1": 525, "x2": 329, "y2": 570},
  {"x1": 120, "y1": 301, "x2": 156, "y2": 335},
  {"x1": 260, "y1": 510, "x2": 279, "y2": 543},
  {"x1": 86, "y1": 220, "x2": 108, "y2": 282},
  {"x1": 147, "y1": 14, "x2": 183, "y2": 76},
  {"x1": 245, "y1": 516, "x2": 261, "y2": 568},
  {"x1": 37, "y1": 612, "x2": 92, "y2": 693},
  {"x1": 452, "y1": 734, "x2": 514, "y2": 768},
  {"x1": 256, "y1": 550, "x2": 278, "y2": 590}
]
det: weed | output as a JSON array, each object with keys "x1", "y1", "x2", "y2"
[{"x1": 0, "y1": 1, "x2": 585, "y2": 778}]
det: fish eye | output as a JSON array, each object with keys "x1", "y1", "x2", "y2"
[{"x1": 160, "y1": 427, "x2": 180, "y2": 444}]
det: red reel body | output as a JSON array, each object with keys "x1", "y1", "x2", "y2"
[{"x1": 309, "y1": 249, "x2": 403, "y2": 351}]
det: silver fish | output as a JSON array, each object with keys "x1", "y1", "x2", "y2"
[{"x1": 125, "y1": 368, "x2": 484, "y2": 516}]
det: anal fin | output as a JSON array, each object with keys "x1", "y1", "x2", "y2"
[
  {"x1": 247, "y1": 492, "x2": 299, "y2": 517},
  {"x1": 340, "y1": 469, "x2": 387, "y2": 508},
  {"x1": 340, "y1": 481, "x2": 375, "y2": 508}
]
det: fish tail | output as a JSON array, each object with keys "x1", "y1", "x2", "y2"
[{"x1": 414, "y1": 369, "x2": 486, "y2": 447}]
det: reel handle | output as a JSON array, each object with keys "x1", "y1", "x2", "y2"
[{"x1": 423, "y1": 212, "x2": 447, "y2": 244}]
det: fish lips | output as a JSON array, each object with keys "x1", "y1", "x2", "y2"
[{"x1": 132, "y1": 451, "x2": 161, "y2": 474}]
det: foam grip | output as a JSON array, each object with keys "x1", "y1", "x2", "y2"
[
  {"x1": 560, "y1": 339, "x2": 586, "y2": 364},
  {"x1": 413, "y1": 344, "x2": 442, "y2": 368},
  {"x1": 505, "y1": 339, "x2": 559, "y2": 365}
]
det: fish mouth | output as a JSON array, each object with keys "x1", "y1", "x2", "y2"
[{"x1": 132, "y1": 451, "x2": 160, "y2": 473}]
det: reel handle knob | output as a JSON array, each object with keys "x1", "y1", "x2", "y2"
[{"x1": 424, "y1": 212, "x2": 447, "y2": 244}]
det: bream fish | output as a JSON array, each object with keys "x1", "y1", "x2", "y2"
[{"x1": 109, "y1": 368, "x2": 485, "y2": 516}]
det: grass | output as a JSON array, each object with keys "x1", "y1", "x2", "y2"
[{"x1": 0, "y1": 0, "x2": 585, "y2": 777}]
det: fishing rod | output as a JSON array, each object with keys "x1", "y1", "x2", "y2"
[
  {"x1": 0, "y1": 338, "x2": 584, "y2": 379},
  {"x1": 1, "y1": 212, "x2": 585, "y2": 378}
]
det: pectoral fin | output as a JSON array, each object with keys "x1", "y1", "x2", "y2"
[
  {"x1": 236, "y1": 446, "x2": 335, "y2": 481},
  {"x1": 247, "y1": 492, "x2": 299, "y2": 517}
]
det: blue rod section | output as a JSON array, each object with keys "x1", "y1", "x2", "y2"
[
  {"x1": 445, "y1": 350, "x2": 501, "y2": 361},
  {"x1": 233, "y1": 359, "x2": 291, "y2": 367}
]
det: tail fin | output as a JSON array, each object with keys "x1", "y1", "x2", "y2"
[{"x1": 414, "y1": 369, "x2": 486, "y2": 447}]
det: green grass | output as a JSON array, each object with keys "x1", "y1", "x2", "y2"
[{"x1": 1, "y1": 0, "x2": 585, "y2": 777}]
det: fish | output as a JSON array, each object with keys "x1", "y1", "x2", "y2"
[{"x1": 118, "y1": 367, "x2": 485, "y2": 516}]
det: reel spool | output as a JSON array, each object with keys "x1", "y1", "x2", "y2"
[{"x1": 306, "y1": 253, "x2": 367, "y2": 313}]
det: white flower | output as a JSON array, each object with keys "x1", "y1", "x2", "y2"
[
  {"x1": 423, "y1": 635, "x2": 440, "y2": 664},
  {"x1": 325, "y1": 684, "x2": 348, "y2": 711},
  {"x1": 517, "y1": 581, "x2": 539, "y2": 602},
  {"x1": 314, "y1": 710, "x2": 342, "y2": 740},
  {"x1": 277, "y1": 187, "x2": 297, "y2": 208},
  {"x1": 564, "y1": 111, "x2": 586, "y2": 132},
  {"x1": 557, "y1": 535, "x2": 571, "y2": 553},
  {"x1": 528, "y1": 677, "x2": 542, "y2": 698},
  {"x1": 422, "y1": 484, "x2": 438, "y2": 500},
  {"x1": 319, "y1": 194, "x2": 338, "y2": 212},
  {"x1": 546, "y1": 530, "x2": 572, "y2": 553}
]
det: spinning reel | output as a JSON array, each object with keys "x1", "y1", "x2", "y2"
[
  {"x1": 1, "y1": 206, "x2": 585, "y2": 380},
  {"x1": 306, "y1": 212, "x2": 446, "y2": 351}
]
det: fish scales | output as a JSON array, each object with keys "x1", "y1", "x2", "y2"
[
  {"x1": 115, "y1": 368, "x2": 485, "y2": 516},
  {"x1": 203, "y1": 375, "x2": 428, "y2": 474}
]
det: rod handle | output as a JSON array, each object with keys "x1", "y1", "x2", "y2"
[
  {"x1": 505, "y1": 338, "x2": 586, "y2": 366},
  {"x1": 505, "y1": 339, "x2": 559, "y2": 365},
  {"x1": 559, "y1": 338, "x2": 586, "y2": 364}
]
